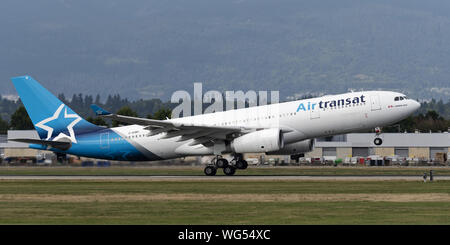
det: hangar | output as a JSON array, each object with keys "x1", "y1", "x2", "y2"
[
  {"x1": 304, "y1": 132, "x2": 449, "y2": 164},
  {"x1": 0, "y1": 130, "x2": 54, "y2": 164}
]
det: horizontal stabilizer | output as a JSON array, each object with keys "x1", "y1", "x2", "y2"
[
  {"x1": 10, "y1": 138, "x2": 72, "y2": 150},
  {"x1": 91, "y1": 104, "x2": 112, "y2": 116}
]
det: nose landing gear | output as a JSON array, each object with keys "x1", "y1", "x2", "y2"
[
  {"x1": 374, "y1": 127, "x2": 383, "y2": 146},
  {"x1": 374, "y1": 137, "x2": 383, "y2": 145}
]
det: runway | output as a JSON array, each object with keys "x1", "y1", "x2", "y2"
[{"x1": 1, "y1": 175, "x2": 449, "y2": 181}]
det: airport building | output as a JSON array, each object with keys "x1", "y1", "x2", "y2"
[
  {"x1": 0, "y1": 130, "x2": 449, "y2": 165},
  {"x1": 0, "y1": 130, "x2": 41, "y2": 156},
  {"x1": 305, "y1": 133, "x2": 449, "y2": 165},
  {"x1": 0, "y1": 130, "x2": 53, "y2": 164}
]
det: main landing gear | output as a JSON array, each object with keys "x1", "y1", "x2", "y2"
[
  {"x1": 374, "y1": 127, "x2": 383, "y2": 146},
  {"x1": 203, "y1": 154, "x2": 248, "y2": 176}
]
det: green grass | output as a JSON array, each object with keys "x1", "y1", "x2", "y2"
[
  {"x1": 0, "y1": 180, "x2": 448, "y2": 195},
  {"x1": 1, "y1": 201, "x2": 449, "y2": 225},
  {"x1": 0, "y1": 179, "x2": 449, "y2": 224}
]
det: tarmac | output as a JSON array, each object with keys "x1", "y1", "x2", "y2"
[{"x1": 0, "y1": 175, "x2": 448, "y2": 181}]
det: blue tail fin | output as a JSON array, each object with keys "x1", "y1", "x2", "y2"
[
  {"x1": 90, "y1": 104, "x2": 112, "y2": 116},
  {"x1": 11, "y1": 75, "x2": 102, "y2": 143}
]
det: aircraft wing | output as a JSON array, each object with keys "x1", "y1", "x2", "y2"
[
  {"x1": 90, "y1": 104, "x2": 288, "y2": 144},
  {"x1": 104, "y1": 112, "x2": 248, "y2": 139}
]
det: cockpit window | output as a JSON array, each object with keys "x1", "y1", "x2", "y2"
[
  {"x1": 394, "y1": 97, "x2": 399, "y2": 101},
  {"x1": 400, "y1": 97, "x2": 404, "y2": 100}
]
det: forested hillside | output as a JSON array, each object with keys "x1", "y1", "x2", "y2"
[{"x1": 1, "y1": 0, "x2": 450, "y2": 100}]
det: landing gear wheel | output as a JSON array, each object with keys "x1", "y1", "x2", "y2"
[
  {"x1": 204, "y1": 166, "x2": 217, "y2": 176},
  {"x1": 223, "y1": 166, "x2": 236, "y2": 176},
  {"x1": 374, "y1": 138, "x2": 383, "y2": 146},
  {"x1": 236, "y1": 160, "x2": 248, "y2": 170},
  {"x1": 216, "y1": 158, "x2": 229, "y2": 168}
]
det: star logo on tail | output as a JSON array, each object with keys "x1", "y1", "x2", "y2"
[{"x1": 35, "y1": 104, "x2": 82, "y2": 143}]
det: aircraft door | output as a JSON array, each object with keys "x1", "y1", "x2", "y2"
[
  {"x1": 370, "y1": 95, "x2": 381, "y2": 111},
  {"x1": 310, "y1": 107, "x2": 320, "y2": 119},
  {"x1": 100, "y1": 132, "x2": 110, "y2": 149}
]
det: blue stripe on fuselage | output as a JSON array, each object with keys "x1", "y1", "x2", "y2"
[{"x1": 50, "y1": 128, "x2": 163, "y2": 161}]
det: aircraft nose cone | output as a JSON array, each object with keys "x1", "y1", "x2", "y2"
[{"x1": 412, "y1": 100, "x2": 420, "y2": 111}]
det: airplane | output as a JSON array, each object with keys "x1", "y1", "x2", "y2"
[{"x1": 10, "y1": 75, "x2": 420, "y2": 176}]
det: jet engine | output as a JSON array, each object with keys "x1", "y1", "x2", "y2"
[
  {"x1": 265, "y1": 139, "x2": 314, "y2": 155},
  {"x1": 231, "y1": 128, "x2": 284, "y2": 153}
]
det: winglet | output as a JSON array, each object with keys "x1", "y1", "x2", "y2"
[{"x1": 91, "y1": 104, "x2": 111, "y2": 116}]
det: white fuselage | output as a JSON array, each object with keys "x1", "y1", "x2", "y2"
[{"x1": 110, "y1": 91, "x2": 420, "y2": 160}]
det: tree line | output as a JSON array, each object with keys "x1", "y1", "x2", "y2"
[
  {"x1": 382, "y1": 99, "x2": 450, "y2": 133},
  {"x1": 384, "y1": 110, "x2": 450, "y2": 133},
  {"x1": 0, "y1": 93, "x2": 174, "y2": 134}
]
